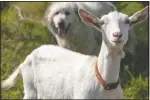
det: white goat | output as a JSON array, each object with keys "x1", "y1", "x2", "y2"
[{"x1": 2, "y1": 6, "x2": 148, "y2": 99}]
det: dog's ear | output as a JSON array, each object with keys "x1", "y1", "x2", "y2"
[
  {"x1": 44, "y1": 6, "x2": 51, "y2": 24},
  {"x1": 72, "y1": 3, "x2": 81, "y2": 21}
]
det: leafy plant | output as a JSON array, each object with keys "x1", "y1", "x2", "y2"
[{"x1": 123, "y1": 66, "x2": 148, "y2": 99}]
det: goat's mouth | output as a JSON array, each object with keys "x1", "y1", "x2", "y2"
[
  {"x1": 57, "y1": 24, "x2": 71, "y2": 36},
  {"x1": 111, "y1": 40, "x2": 122, "y2": 44}
]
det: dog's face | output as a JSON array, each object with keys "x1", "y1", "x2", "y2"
[{"x1": 46, "y1": 2, "x2": 79, "y2": 36}]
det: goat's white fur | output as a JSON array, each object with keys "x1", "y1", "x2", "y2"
[{"x1": 2, "y1": 7, "x2": 148, "y2": 99}]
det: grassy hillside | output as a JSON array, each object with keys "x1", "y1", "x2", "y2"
[{"x1": 1, "y1": 2, "x2": 148, "y2": 99}]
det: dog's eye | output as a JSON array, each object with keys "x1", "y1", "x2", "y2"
[
  {"x1": 65, "y1": 11, "x2": 70, "y2": 16},
  {"x1": 55, "y1": 11, "x2": 59, "y2": 15},
  {"x1": 125, "y1": 19, "x2": 130, "y2": 24}
]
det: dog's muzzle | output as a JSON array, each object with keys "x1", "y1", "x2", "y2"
[{"x1": 57, "y1": 23, "x2": 71, "y2": 36}]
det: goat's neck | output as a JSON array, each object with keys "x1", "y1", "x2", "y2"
[{"x1": 97, "y1": 41, "x2": 122, "y2": 83}]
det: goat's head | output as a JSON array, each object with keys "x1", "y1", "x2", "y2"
[{"x1": 78, "y1": 6, "x2": 149, "y2": 49}]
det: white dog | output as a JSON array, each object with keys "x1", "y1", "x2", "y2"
[{"x1": 45, "y1": 2, "x2": 136, "y2": 56}]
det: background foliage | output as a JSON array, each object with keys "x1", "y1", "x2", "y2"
[{"x1": 1, "y1": 2, "x2": 148, "y2": 99}]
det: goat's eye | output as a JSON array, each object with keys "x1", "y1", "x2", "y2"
[
  {"x1": 65, "y1": 11, "x2": 70, "y2": 16},
  {"x1": 125, "y1": 19, "x2": 130, "y2": 24},
  {"x1": 55, "y1": 11, "x2": 59, "y2": 15},
  {"x1": 99, "y1": 20, "x2": 104, "y2": 25}
]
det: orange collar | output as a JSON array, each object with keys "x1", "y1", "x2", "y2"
[{"x1": 95, "y1": 61, "x2": 120, "y2": 90}]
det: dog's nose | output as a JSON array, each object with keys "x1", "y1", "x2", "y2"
[
  {"x1": 58, "y1": 21, "x2": 64, "y2": 28},
  {"x1": 113, "y1": 32, "x2": 122, "y2": 38}
]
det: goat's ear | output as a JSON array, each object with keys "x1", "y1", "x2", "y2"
[
  {"x1": 129, "y1": 6, "x2": 149, "y2": 27},
  {"x1": 78, "y1": 8, "x2": 100, "y2": 28}
]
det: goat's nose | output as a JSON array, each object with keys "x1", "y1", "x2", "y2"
[
  {"x1": 58, "y1": 21, "x2": 64, "y2": 28},
  {"x1": 113, "y1": 32, "x2": 122, "y2": 38}
]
